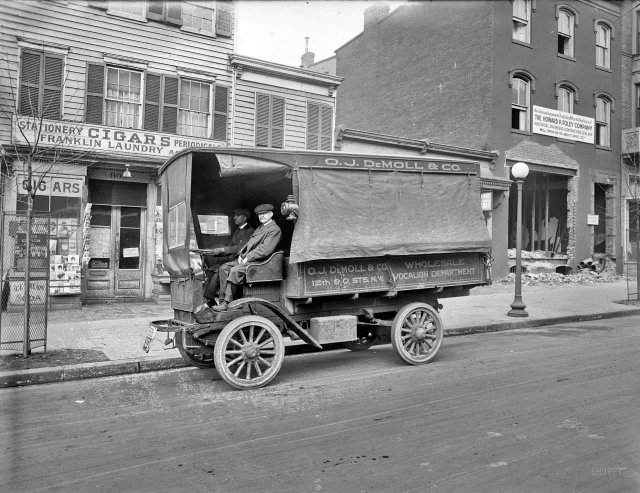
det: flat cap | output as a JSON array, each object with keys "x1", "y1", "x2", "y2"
[
  {"x1": 254, "y1": 203, "x2": 274, "y2": 214},
  {"x1": 232, "y1": 208, "x2": 250, "y2": 218}
]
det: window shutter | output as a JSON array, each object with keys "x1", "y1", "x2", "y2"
[
  {"x1": 162, "y1": 76, "x2": 179, "y2": 134},
  {"x1": 147, "y1": 1, "x2": 163, "y2": 21},
  {"x1": 85, "y1": 62, "x2": 104, "y2": 124},
  {"x1": 42, "y1": 55, "x2": 64, "y2": 120},
  {"x1": 216, "y1": 5, "x2": 233, "y2": 37},
  {"x1": 306, "y1": 103, "x2": 319, "y2": 150},
  {"x1": 212, "y1": 85, "x2": 228, "y2": 141},
  {"x1": 271, "y1": 97, "x2": 284, "y2": 149},
  {"x1": 320, "y1": 105, "x2": 332, "y2": 150},
  {"x1": 19, "y1": 51, "x2": 42, "y2": 116},
  {"x1": 144, "y1": 73, "x2": 161, "y2": 131},
  {"x1": 255, "y1": 93, "x2": 270, "y2": 147},
  {"x1": 166, "y1": 2, "x2": 182, "y2": 25}
]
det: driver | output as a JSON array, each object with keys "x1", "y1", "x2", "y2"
[
  {"x1": 201, "y1": 208, "x2": 254, "y2": 306},
  {"x1": 212, "y1": 203, "x2": 282, "y2": 312}
]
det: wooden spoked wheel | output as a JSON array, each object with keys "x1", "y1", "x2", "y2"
[
  {"x1": 214, "y1": 315, "x2": 285, "y2": 390},
  {"x1": 391, "y1": 302, "x2": 444, "y2": 365}
]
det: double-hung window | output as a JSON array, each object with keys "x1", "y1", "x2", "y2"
[
  {"x1": 558, "y1": 8, "x2": 575, "y2": 57},
  {"x1": 512, "y1": 0, "x2": 531, "y2": 43},
  {"x1": 595, "y1": 96, "x2": 611, "y2": 147},
  {"x1": 18, "y1": 49, "x2": 64, "y2": 119},
  {"x1": 178, "y1": 80, "x2": 210, "y2": 138},
  {"x1": 255, "y1": 93, "x2": 284, "y2": 148},
  {"x1": 557, "y1": 86, "x2": 575, "y2": 113},
  {"x1": 86, "y1": 63, "x2": 228, "y2": 139},
  {"x1": 306, "y1": 102, "x2": 333, "y2": 150},
  {"x1": 595, "y1": 22, "x2": 611, "y2": 69},
  {"x1": 511, "y1": 76, "x2": 530, "y2": 131},
  {"x1": 105, "y1": 67, "x2": 142, "y2": 129},
  {"x1": 182, "y1": 2, "x2": 215, "y2": 35}
]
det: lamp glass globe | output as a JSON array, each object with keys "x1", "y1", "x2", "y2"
[{"x1": 512, "y1": 161, "x2": 529, "y2": 180}]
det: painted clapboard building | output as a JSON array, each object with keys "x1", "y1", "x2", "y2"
[{"x1": 0, "y1": 1, "x2": 341, "y2": 306}]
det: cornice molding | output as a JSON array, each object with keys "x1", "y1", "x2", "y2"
[{"x1": 230, "y1": 54, "x2": 343, "y2": 87}]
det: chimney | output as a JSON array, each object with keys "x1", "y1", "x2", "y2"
[
  {"x1": 363, "y1": 2, "x2": 390, "y2": 30},
  {"x1": 300, "y1": 36, "x2": 315, "y2": 68}
]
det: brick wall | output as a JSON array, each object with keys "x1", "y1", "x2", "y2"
[{"x1": 336, "y1": 1, "x2": 495, "y2": 149}]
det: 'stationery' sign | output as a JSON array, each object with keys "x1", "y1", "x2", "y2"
[{"x1": 13, "y1": 115, "x2": 223, "y2": 158}]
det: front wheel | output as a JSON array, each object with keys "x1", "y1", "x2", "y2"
[
  {"x1": 214, "y1": 315, "x2": 285, "y2": 390},
  {"x1": 391, "y1": 302, "x2": 443, "y2": 365}
]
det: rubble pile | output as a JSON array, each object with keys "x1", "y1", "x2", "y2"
[{"x1": 497, "y1": 265, "x2": 622, "y2": 286}]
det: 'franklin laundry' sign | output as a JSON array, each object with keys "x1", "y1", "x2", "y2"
[{"x1": 13, "y1": 115, "x2": 223, "y2": 159}]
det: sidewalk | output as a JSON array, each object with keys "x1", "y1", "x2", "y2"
[{"x1": 1, "y1": 278, "x2": 639, "y2": 388}]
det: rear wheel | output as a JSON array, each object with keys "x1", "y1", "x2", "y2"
[
  {"x1": 391, "y1": 302, "x2": 443, "y2": 365},
  {"x1": 214, "y1": 315, "x2": 285, "y2": 390},
  {"x1": 175, "y1": 330, "x2": 216, "y2": 369}
]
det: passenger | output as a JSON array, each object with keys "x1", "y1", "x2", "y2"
[
  {"x1": 201, "y1": 208, "x2": 254, "y2": 306},
  {"x1": 213, "y1": 203, "x2": 282, "y2": 312}
]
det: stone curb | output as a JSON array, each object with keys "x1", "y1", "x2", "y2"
[
  {"x1": 2, "y1": 308, "x2": 639, "y2": 389},
  {"x1": 444, "y1": 308, "x2": 640, "y2": 337},
  {"x1": 0, "y1": 356, "x2": 188, "y2": 388}
]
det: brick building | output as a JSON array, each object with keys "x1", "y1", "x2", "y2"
[
  {"x1": 334, "y1": 1, "x2": 622, "y2": 277},
  {"x1": 621, "y1": 0, "x2": 640, "y2": 265},
  {"x1": 0, "y1": 1, "x2": 340, "y2": 306}
]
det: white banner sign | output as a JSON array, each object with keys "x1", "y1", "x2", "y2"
[
  {"x1": 16, "y1": 174, "x2": 83, "y2": 197},
  {"x1": 13, "y1": 115, "x2": 224, "y2": 159},
  {"x1": 532, "y1": 106, "x2": 594, "y2": 144}
]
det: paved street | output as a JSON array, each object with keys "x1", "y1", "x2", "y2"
[{"x1": 1, "y1": 315, "x2": 639, "y2": 493}]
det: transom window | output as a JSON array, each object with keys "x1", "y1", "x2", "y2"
[
  {"x1": 511, "y1": 76, "x2": 530, "y2": 131},
  {"x1": 595, "y1": 96, "x2": 611, "y2": 147},
  {"x1": 557, "y1": 86, "x2": 575, "y2": 113},
  {"x1": 178, "y1": 80, "x2": 210, "y2": 138},
  {"x1": 595, "y1": 22, "x2": 611, "y2": 69},
  {"x1": 558, "y1": 9, "x2": 575, "y2": 57},
  {"x1": 512, "y1": 0, "x2": 531, "y2": 43},
  {"x1": 105, "y1": 67, "x2": 142, "y2": 129}
]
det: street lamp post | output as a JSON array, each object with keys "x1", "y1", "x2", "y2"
[{"x1": 508, "y1": 161, "x2": 529, "y2": 317}]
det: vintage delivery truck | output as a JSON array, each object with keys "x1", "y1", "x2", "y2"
[{"x1": 144, "y1": 147, "x2": 492, "y2": 389}]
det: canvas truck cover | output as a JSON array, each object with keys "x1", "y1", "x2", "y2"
[
  {"x1": 290, "y1": 167, "x2": 490, "y2": 263},
  {"x1": 160, "y1": 148, "x2": 492, "y2": 268}
]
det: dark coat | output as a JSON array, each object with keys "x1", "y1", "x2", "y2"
[
  {"x1": 239, "y1": 220, "x2": 282, "y2": 262},
  {"x1": 219, "y1": 224, "x2": 254, "y2": 255}
]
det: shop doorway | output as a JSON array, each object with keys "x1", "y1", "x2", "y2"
[
  {"x1": 86, "y1": 206, "x2": 145, "y2": 299},
  {"x1": 508, "y1": 171, "x2": 569, "y2": 254},
  {"x1": 594, "y1": 183, "x2": 614, "y2": 254},
  {"x1": 86, "y1": 179, "x2": 147, "y2": 301}
]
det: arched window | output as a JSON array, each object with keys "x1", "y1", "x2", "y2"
[
  {"x1": 557, "y1": 85, "x2": 575, "y2": 113},
  {"x1": 595, "y1": 95, "x2": 611, "y2": 147},
  {"x1": 513, "y1": 0, "x2": 531, "y2": 43},
  {"x1": 558, "y1": 8, "x2": 575, "y2": 57},
  {"x1": 511, "y1": 76, "x2": 531, "y2": 131},
  {"x1": 595, "y1": 22, "x2": 611, "y2": 69}
]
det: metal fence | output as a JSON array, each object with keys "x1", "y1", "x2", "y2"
[{"x1": 1, "y1": 212, "x2": 50, "y2": 352}]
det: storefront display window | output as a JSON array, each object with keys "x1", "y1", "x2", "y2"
[{"x1": 15, "y1": 174, "x2": 84, "y2": 296}]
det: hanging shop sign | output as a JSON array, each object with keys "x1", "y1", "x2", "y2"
[
  {"x1": 12, "y1": 115, "x2": 224, "y2": 159},
  {"x1": 532, "y1": 106, "x2": 594, "y2": 144}
]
